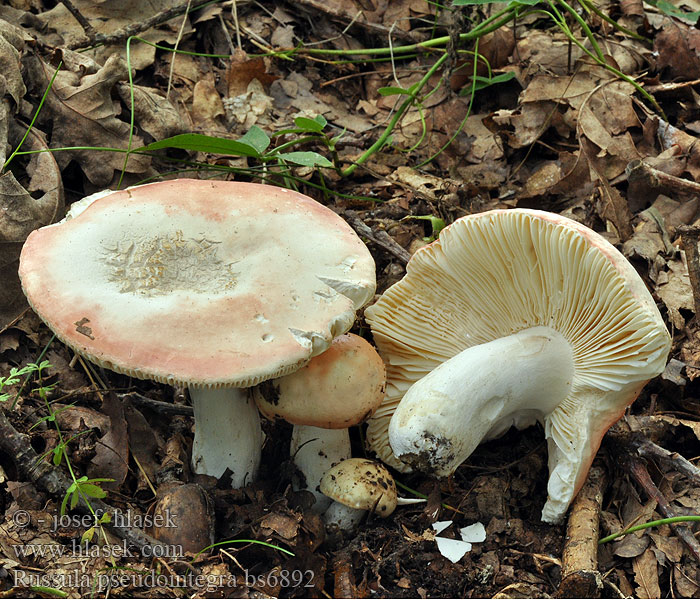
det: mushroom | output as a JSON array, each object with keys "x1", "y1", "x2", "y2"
[
  {"x1": 320, "y1": 458, "x2": 397, "y2": 530},
  {"x1": 365, "y1": 209, "x2": 671, "y2": 523},
  {"x1": 19, "y1": 179, "x2": 376, "y2": 488},
  {"x1": 255, "y1": 333, "x2": 385, "y2": 511}
]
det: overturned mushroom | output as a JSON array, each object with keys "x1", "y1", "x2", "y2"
[
  {"x1": 366, "y1": 209, "x2": 670, "y2": 522},
  {"x1": 19, "y1": 179, "x2": 376, "y2": 488}
]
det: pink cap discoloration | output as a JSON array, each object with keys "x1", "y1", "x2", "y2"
[{"x1": 19, "y1": 180, "x2": 376, "y2": 387}]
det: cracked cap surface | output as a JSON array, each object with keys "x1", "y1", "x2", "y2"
[{"x1": 19, "y1": 179, "x2": 376, "y2": 387}]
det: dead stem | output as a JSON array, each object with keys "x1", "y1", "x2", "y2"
[
  {"x1": 556, "y1": 465, "x2": 607, "y2": 598},
  {"x1": 627, "y1": 457, "x2": 700, "y2": 565},
  {"x1": 677, "y1": 225, "x2": 700, "y2": 319}
]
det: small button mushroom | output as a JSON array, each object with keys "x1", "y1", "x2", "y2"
[
  {"x1": 320, "y1": 458, "x2": 397, "y2": 530},
  {"x1": 19, "y1": 179, "x2": 376, "y2": 489},
  {"x1": 366, "y1": 208, "x2": 671, "y2": 523}
]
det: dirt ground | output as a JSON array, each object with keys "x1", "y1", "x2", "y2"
[{"x1": 1, "y1": 0, "x2": 700, "y2": 597}]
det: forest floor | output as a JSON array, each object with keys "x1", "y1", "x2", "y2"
[{"x1": 1, "y1": 0, "x2": 700, "y2": 597}]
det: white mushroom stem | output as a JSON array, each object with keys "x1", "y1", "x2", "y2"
[
  {"x1": 291, "y1": 425, "x2": 351, "y2": 512},
  {"x1": 323, "y1": 502, "x2": 365, "y2": 530},
  {"x1": 389, "y1": 326, "x2": 574, "y2": 477},
  {"x1": 190, "y1": 387, "x2": 262, "y2": 488}
]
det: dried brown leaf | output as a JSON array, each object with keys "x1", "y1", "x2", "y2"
[
  {"x1": 87, "y1": 392, "x2": 128, "y2": 490},
  {"x1": 123, "y1": 401, "x2": 159, "y2": 486},
  {"x1": 633, "y1": 547, "x2": 661, "y2": 599},
  {"x1": 655, "y1": 19, "x2": 700, "y2": 80},
  {"x1": 0, "y1": 124, "x2": 63, "y2": 332},
  {"x1": 649, "y1": 533, "x2": 684, "y2": 564},
  {"x1": 25, "y1": 54, "x2": 150, "y2": 186},
  {"x1": 674, "y1": 564, "x2": 700, "y2": 598},
  {"x1": 116, "y1": 83, "x2": 187, "y2": 142},
  {"x1": 656, "y1": 257, "x2": 694, "y2": 329},
  {"x1": 37, "y1": 0, "x2": 191, "y2": 70},
  {"x1": 226, "y1": 51, "x2": 276, "y2": 97},
  {"x1": 191, "y1": 76, "x2": 225, "y2": 131},
  {"x1": 613, "y1": 532, "x2": 650, "y2": 558},
  {"x1": 259, "y1": 510, "x2": 302, "y2": 540}
]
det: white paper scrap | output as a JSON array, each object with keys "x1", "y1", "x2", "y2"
[
  {"x1": 431, "y1": 520, "x2": 452, "y2": 535},
  {"x1": 435, "y1": 537, "x2": 472, "y2": 563},
  {"x1": 460, "y1": 522, "x2": 486, "y2": 543}
]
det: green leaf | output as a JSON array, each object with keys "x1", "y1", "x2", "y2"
[
  {"x1": 237, "y1": 125, "x2": 271, "y2": 154},
  {"x1": 294, "y1": 115, "x2": 327, "y2": 133},
  {"x1": 81, "y1": 526, "x2": 96, "y2": 544},
  {"x1": 378, "y1": 85, "x2": 416, "y2": 96},
  {"x1": 275, "y1": 152, "x2": 333, "y2": 167},
  {"x1": 60, "y1": 482, "x2": 76, "y2": 515},
  {"x1": 70, "y1": 488, "x2": 79, "y2": 510},
  {"x1": 461, "y1": 71, "x2": 516, "y2": 94},
  {"x1": 401, "y1": 215, "x2": 446, "y2": 242},
  {"x1": 653, "y1": 0, "x2": 700, "y2": 19},
  {"x1": 53, "y1": 445, "x2": 63, "y2": 466},
  {"x1": 141, "y1": 131, "x2": 268, "y2": 158},
  {"x1": 79, "y1": 483, "x2": 108, "y2": 499},
  {"x1": 454, "y1": 0, "x2": 500, "y2": 5}
]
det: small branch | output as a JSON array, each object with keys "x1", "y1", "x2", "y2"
[
  {"x1": 294, "y1": 0, "x2": 421, "y2": 44},
  {"x1": 344, "y1": 211, "x2": 411, "y2": 265},
  {"x1": 0, "y1": 408, "x2": 164, "y2": 554},
  {"x1": 556, "y1": 465, "x2": 606, "y2": 598},
  {"x1": 634, "y1": 438, "x2": 700, "y2": 488},
  {"x1": 645, "y1": 79, "x2": 700, "y2": 94},
  {"x1": 120, "y1": 391, "x2": 193, "y2": 416},
  {"x1": 60, "y1": 0, "x2": 97, "y2": 39},
  {"x1": 626, "y1": 159, "x2": 700, "y2": 196},
  {"x1": 677, "y1": 225, "x2": 700, "y2": 319},
  {"x1": 332, "y1": 550, "x2": 358, "y2": 599},
  {"x1": 627, "y1": 457, "x2": 700, "y2": 564},
  {"x1": 67, "y1": 0, "x2": 212, "y2": 50}
]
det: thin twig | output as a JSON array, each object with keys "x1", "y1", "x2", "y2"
[
  {"x1": 626, "y1": 159, "x2": 700, "y2": 196},
  {"x1": 166, "y1": 0, "x2": 193, "y2": 100},
  {"x1": 120, "y1": 392, "x2": 193, "y2": 417},
  {"x1": 344, "y1": 211, "x2": 411, "y2": 265},
  {"x1": 634, "y1": 438, "x2": 700, "y2": 488},
  {"x1": 60, "y1": 0, "x2": 97, "y2": 39},
  {"x1": 677, "y1": 225, "x2": 700, "y2": 319},
  {"x1": 294, "y1": 0, "x2": 421, "y2": 43},
  {"x1": 67, "y1": 0, "x2": 213, "y2": 50},
  {"x1": 627, "y1": 457, "x2": 700, "y2": 564}
]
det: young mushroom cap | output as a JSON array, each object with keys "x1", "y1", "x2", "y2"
[
  {"x1": 254, "y1": 333, "x2": 385, "y2": 511},
  {"x1": 365, "y1": 208, "x2": 671, "y2": 523},
  {"x1": 255, "y1": 333, "x2": 386, "y2": 428},
  {"x1": 320, "y1": 458, "x2": 397, "y2": 517},
  {"x1": 19, "y1": 179, "x2": 376, "y2": 486}
]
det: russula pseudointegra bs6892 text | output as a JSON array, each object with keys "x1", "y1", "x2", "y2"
[
  {"x1": 254, "y1": 332, "x2": 386, "y2": 512},
  {"x1": 365, "y1": 208, "x2": 671, "y2": 523},
  {"x1": 18, "y1": 179, "x2": 376, "y2": 488}
]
